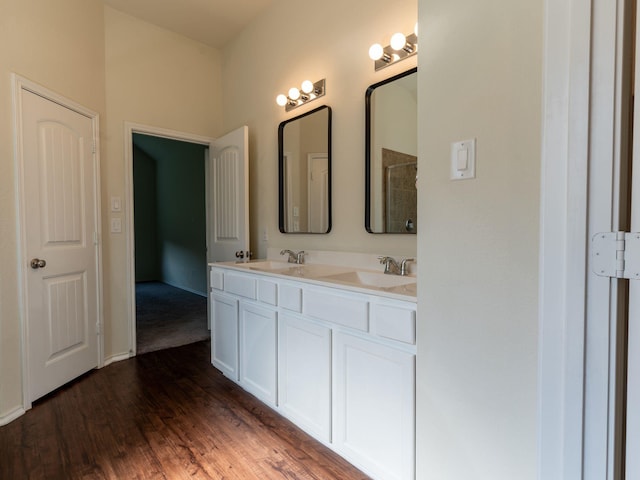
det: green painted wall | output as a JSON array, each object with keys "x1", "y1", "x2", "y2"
[
  {"x1": 133, "y1": 134, "x2": 207, "y2": 295},
  {"x1": 133, "y1": 145, "x2": 159, "y2": 281}
]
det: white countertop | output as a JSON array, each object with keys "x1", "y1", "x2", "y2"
[{"x1": 209, "y1": 259, "x2": 417, "y2": 302}]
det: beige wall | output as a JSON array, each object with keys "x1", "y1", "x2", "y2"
[
  {"x1": 0, "y1": 0, "x2": 106, "y2": 419},
  {"x1": 103, "y1": 6, "x2": 223, "y2": 359},
  {"x1": 416, "y1": 0, "x2": 542, "y2": 479},
  {"x1": 0, "y1": 3, "x2": 545, "y2": 478},
  {"x1": 0, "y1": 3, "x2": 223, "y2": 418},
  {"x1": 221, "y1": 0, "x2": 418, "y2": 258}
]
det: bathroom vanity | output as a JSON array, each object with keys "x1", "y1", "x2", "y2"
[{"x1": 208, "y1": 254, "x2": 416, "y2": 480}]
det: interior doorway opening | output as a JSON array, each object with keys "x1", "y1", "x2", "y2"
[
  {"x1": 132, "y1": 133, "x2": 209, "y2": 354},
  {"x1": 125, "y1": 123, "x2": 249, "y2": 357},
  {"x1": 124, "y1": 123, "x2": 217, "y2": 357}
]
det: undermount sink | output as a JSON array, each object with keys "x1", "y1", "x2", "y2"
[
  {"x1": 279, "y1": 264, "x2": 351, "y2": 278},
  {"x1": 321, "y1": 270, "x2": 417, "y2": 289},
  {"x1": 234, "y1": 261, "x2": 351, "y2": 278},
  {"x1": 235, "y1": 261, "x2": 292, "y2": 271}
]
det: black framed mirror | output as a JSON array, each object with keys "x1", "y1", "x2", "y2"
[
  {"x1": 365, "y1": 68, "x2": 417, "y2": 234},
  {"x1": 279, "y1": 105, "x2": 332, "y2": 234}
]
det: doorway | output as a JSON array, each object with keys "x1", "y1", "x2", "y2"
[
  {"x1": 132, "y1": 133, "x2": 209, "y2": 354},
  {"x1": 124, "y1": 123, "x2": 249, "y2": 357}
]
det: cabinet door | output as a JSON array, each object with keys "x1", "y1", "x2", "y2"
[
  {"x1": 211, "y1": 293, "x2": 239, "y2": 381},
  {"x1": 239, "y1": 302, "x2": 277, "y2": 405},
  {"x1": 334, "y1": 332, "x2": 415, "y2": 480},
  {"x1": 278, "y1": 314, "x2": 332, "y2": 442}
]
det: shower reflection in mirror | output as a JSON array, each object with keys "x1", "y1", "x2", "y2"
[{"x1": 366, "y1": 67, "x2": 417, "y2": 234}]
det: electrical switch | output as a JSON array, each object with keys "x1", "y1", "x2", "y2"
[
  {"x1": 451, "y1": 138, "x2": 476, "y2": 180},
  {"x1": 111, "y1": 217, "x2": 122, "y2": 233},
  {"x1": 457, "y1": 149, "x2": 469, "y2": 171}
]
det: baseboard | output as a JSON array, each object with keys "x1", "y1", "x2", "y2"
[
  {"x1": 0, "y1": 405, "x2": 26, "y2": 426},
  {"x1": 103, "y1": 351, "x2": 132, "y2": 367}
]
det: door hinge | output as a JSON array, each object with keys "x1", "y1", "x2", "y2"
[
  {"x1": 592, "y1": 231, "x2": 640, "y2": 279},
  {"x1": 96, "y1": 321, "x2": 101, "y2": 336}
]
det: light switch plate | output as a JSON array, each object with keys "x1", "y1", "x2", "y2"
[
  {"x1": 111, "y1": 217, "x2": 122, "y2": 233},
  {"x1": 111, "y1": 196, "x2": 122, "y2": 212},
  {"x1": 451, "y1": 138, "x2": 476, "y2": 180}
]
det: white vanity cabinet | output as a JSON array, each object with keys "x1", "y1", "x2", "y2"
[
  {"x1": 278, "y1": 312, "x2": 332, "y2": 442},
  {"x1": 209, "y1": 264, "x2": 416, "y2": 480},
  {"x1": 334, "y1": 332, "x2": 415, "y2": 480},
  {"x1": 210, "y1": 293, "x2": 239, "y2": 381},
  {"x1": 239, "y1": 302, "x2": 277, "y2": 405},
  {"x1": 209, "y1": 268, "x2": 278, "y2": 406}
]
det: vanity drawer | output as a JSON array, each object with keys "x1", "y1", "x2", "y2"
[
  {"x1": 224, "y1": 273, "x2": 257, "y2": 299},
  {"x1": 210, "y1": 268, "x2": 224, "y2": 291},
  {"x1": 280, "y1": 283, "x2": 302, "y2": 312},
  {"x1": 303, "y1": 289, "x2": 369, "y2": 332},
  {"x1": 258, "y1": 279, "x2": 278, "y2": 306},
  {"x1": 371, "y1": 302, "x2": 416, "y2": 345}
]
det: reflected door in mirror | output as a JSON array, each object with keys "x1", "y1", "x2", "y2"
[{"x1": 279, "y1": 106, "x2": 332, "y2": 234}]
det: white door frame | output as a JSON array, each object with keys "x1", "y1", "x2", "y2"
[
  {"x1": 539, "y1": 0, "x2": 630, "y2": 478},
  {"x1": 307, "y1": 152, "x2": 329, "y2": 233},
  {"x1": 283, "y1": 152, "x2": 294, "y2": 231},
  {"x1": 123, "y1": 122, "x2": 215, "y2": 357},
  {"x1": 12, "y1": 74, "x2": 104, "y2": 411}
]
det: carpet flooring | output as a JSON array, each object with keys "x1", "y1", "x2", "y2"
[{"x1": 136, "y1": 282, "x2": 209, "y2": 355}]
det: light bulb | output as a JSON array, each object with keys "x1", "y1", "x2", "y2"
[
  {"x1": 301, "y1": 80, "x2": 314, "y2": 94},
  {"x1": 369, "y1": 43, "x2": 384, "y2": 60},
  {"x1": 414, "y1": 22, "x2": 419, "y2": 37},
  {"x1": 276, "y1": 94, "x2": 288, "y2": 106},
  {"x1": 288, "y1": 87, "x2": 300, "y2": 100},
  {"x1": 390, "y1": 32, "x2": 407, "y2": 51}
]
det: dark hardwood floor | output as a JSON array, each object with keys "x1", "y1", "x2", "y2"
[{"x1": 0, "y1": 341, "x2": 369, "y2": 480}]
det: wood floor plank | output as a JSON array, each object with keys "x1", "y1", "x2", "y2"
[{"x1": 0, "y1": 340, "x2": 370, "y2": 480}]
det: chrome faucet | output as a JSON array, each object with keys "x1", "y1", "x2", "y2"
[
  {"x1": 378, "y1": 256, "x2": 414, "y2": 276},
  {"x1": 281, "y1": 249, "x2": 306, "y2": 264}
]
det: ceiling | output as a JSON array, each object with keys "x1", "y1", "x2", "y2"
[{"x1": 102, "y1": 0, "x2": 274, "y2": 48}]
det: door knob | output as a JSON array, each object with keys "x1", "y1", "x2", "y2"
[{"x1": 30, "y1": 258, "x2": 46, "y2": 269}]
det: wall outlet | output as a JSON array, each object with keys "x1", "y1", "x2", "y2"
[{"x1": 262, "y1": 227, "x2": 268, "y2": 242}]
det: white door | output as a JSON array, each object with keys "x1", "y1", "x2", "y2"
[
  {"x1": 627, "y1": 173, "x2": 640, "y2": 474},
  {"x1": 307, "y1": 153, "x2": 329, "y2": 233},
  {"x1": 208, "y1": 126, "x2": 249, "y2": 262},
  {"x1": 19, "y1": 88, "x2": 100, "y2": 402},
  {"x1": 625, "y1": 9, "x2": 640, "y2": 475}
]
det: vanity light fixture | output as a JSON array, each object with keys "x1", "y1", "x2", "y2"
[
  {"x1": 369, "y1": 23, "x2": 418, "y2": 71},
  {"x1": 276, "y1": 78, "x2": 326, "y2": 112}
]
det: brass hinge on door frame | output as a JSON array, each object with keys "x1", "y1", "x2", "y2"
[{"x1": 592, "y1": 232, "x2": 640, "y2": 279}]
